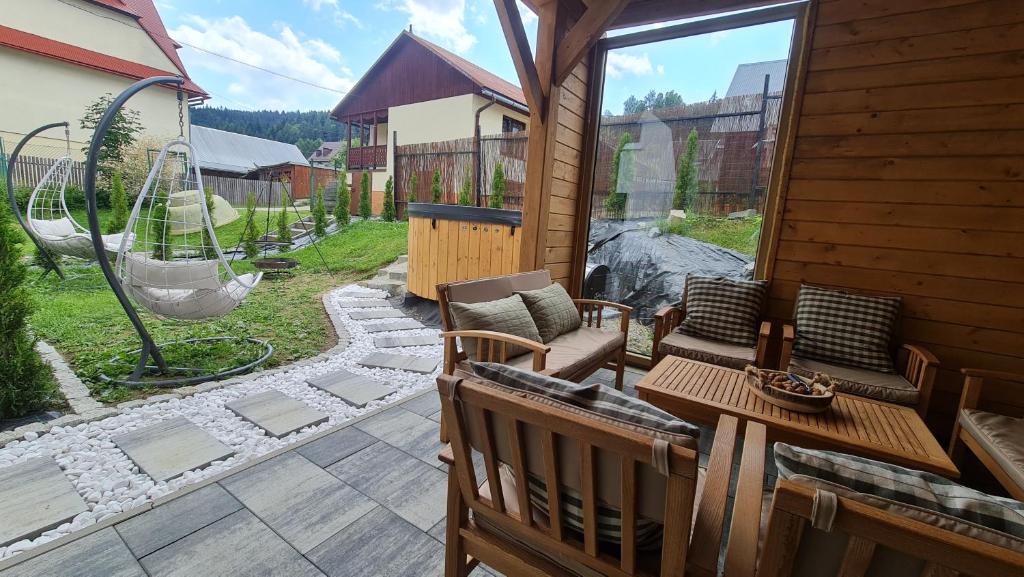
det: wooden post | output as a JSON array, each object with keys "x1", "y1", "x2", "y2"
[
  {"x1": 346, "y1": 119, "x2": 352, "y2": 171},
  {"x1": 372, "y1": 112, "x2": 379, "y2": 170}
]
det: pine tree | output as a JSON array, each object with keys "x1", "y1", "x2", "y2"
[
  {"x1": 0, "y1": 201, "x2": 55, "y2": 418},
  {"x1": 407, "y1": 173, "x2": 418, "y2": 204},
  {"x1": 382, "y1": 176, "x2": 396, "y2": 222},
  {"x1": 334, "y1": 170, "x2": 351, "y2": 226},
  {"x1": 359, "y1": 173, "x2": 371, "y2": 220},
  {"x1": 106, "y1": 172, "x2": 129, "y2": 234},
  {"x1": 200, "y1": 187, "x2": 218, "y2": 259},
  {"x1": 431, "y1": 169, "x2": 442, "y2": 204},
  {"x1": 673, "y1": 128, "x2": 700, "y2": 212},
  {"x1": 151, "y1": 191, "x2": 171, "y2": 260},
  {"x1": 604, "y1": 133, "x2": 632, "y2": 218},
  {"x1": 313, "y1": 184, "x2": 328, "y2": 236},
  {"x1": 457, "y1": 165, "x2": 473, "y2": 206},
  {"x1": 277, "y1": 190, "x2": 292, "y2": 248},
  {"x1": 489, "y1": 163, "x2": 506, "y2": 209},
  {"x1": 241, "y1": 191, "x2": 261, "y2": 259}
]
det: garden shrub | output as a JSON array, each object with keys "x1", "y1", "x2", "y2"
[
  {"x1": 334, "y1": 169, "x2": 351, "y2": 226},
  {"x1": 313, "y1": 184, "x2": 328, "y2": 236},
  {"x1": 431, "y1": 169, "x2": 442, "y2": 204},
  {"x1": 277, "y1": 190, "x2": 292, "y2": 247},
  {"x1": 0, "y1": 200, "x2": 57, "y2": 419},
  {"x1": 604, "y1": 133, "x2": 632, "y2": 219},
  {"x1": 382, "y1": 176, "x2": 396, "y2": 222},
  {"x1": 242, "y1": 191, "x2": 261, "y2": 259},
  {"x1": 151, "y1": 191, "x2": 170, "y2": 260},
  {"x1": 490, "y1": 163, "x2": 506, "y2": 209},
  {"x1": 201, "y1": 187, "x2": 217, "y2": 259},
  {"x1": 106, "y1": 172, "x2": 129, "y2": 234},
  {"x1": 458, "y1": 166, "x2": 473, "y2": 206},
  {"x1": 359, "y1": 173, "x2": 371, "y2": 220},
  {"x1": 407, "y1": 173, "x2": 418, "y2": 204},
  {"x1": 673, "y1": 128, "x2": 699, "y2": 211}
]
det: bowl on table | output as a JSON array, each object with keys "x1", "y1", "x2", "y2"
[{"x1": 744, "y1": 366, "x2": 836, "y2": 413}]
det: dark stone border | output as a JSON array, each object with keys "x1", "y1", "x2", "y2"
[{"x1": 406, "y1": 203, "x2": 522, "y2": 226}]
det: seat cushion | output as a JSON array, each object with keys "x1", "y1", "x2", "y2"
[
  {"x1": 506, "y1": 327, "x2": 623, "y2": 381},
  {"x1": 775, "y1": 443, "x2": 1024, "y2": 546},
  {"x1": 960, "y1": 409, "x2": 1024, "y2": 492},
  {"x1": 789, "y1": 356, "x2": 919, "y2": 406},
  {"x1": 792, "y1": 284, "x2": 900, "y2": 373},
  {"x1": 658, "y1": 330, "x2": 755, "y2": 370},
  {"x1": 450, "y1": 294, "x2": 543, "y2": 361},
  {"x1": 515, "y1": 282, "x2": 582, "y2": 343},
  {"x1": 678, "y1": 275, "x2": 767, "y2": 346}
]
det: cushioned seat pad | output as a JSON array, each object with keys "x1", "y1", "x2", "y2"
[
  {"x1": 657, "y1": 330, "x2": 755, "y2": 370},
  {"x1": 789, "y1": 356, "x2": 919, "y2": 406},
  {"x1": 507, "y1": 327, "x2": 623, "y2": 381},
  {"x1": 960, "y1": 408, "x2": 1024, "y2": 492}
]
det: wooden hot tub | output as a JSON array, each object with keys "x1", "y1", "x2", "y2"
[{"x1": 406, "y1": 203, "x2": 522, "y2": 299}]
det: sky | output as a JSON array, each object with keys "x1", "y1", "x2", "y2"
[{"x1": 154, "y1": 0, "x2": 794, "y2": 114}]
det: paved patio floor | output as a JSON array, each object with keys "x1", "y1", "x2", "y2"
[{"x1": 0, "y1": 366, "x2": 766, "y2": 577}]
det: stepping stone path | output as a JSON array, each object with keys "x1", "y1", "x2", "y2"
[
  {"x1": 335, "y1": 299, "x2": 391, "y2": 309},
  {"x1": 114, "y1": 417, "x2": 235, "y2": 483},
  {"x1": 0, "y1": 458, "x2": 88, "y2": 548},
  {"x1": 347, "y1": 309, "x2": 406, "y2": 320},
  {"x1": 374, "y1": 334, "x2": 440, "y2": 349},
  {"x1": 358, "y1": 352, "x2": 439, "y2": 375},
  {"x1": 306, "y1": 370, "x2": 395, "y2": 408},
  {"x1": 363, "y1": 318, "x2": 424, "y2": 333},
  {"x1": 226, "y1": 391, "x2": 329, "y2": 439}
]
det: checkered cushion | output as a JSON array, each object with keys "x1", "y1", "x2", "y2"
[
  {"x1": 677, "y1": 275, "x2": 767, "y2": 347},
  {"x1": 775, "y1": 443, "x2": 1024, "y2": 539},
  {"x1": 515, "y1": 282, "x2": 582, "y2": 343},
  {"x1": 792, "y1": 285, "x2": 900, "y2": 373}
]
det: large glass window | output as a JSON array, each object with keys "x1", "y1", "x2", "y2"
[{"x1": 583, "y1": 13, "x2": 796, "y2": 356}]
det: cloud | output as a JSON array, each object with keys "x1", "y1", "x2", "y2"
[
  {"x1": 606, "y1": 52, "x2": 654, "y2": 78},
  {"x1": 656, "y1": 64, "x2": 665, "y2": 76},
  {"x1": 517, "y1": 0, "x2": 537, "y2": 25},
  {"x1": 302, "y1": 0, "x2": 337, "y2": 10},
  {"x1": 395, "y1": 0, "x2": 476, "y2": 54},
  {"x1": 708, "y1": 30, "x2": 731, "y2": 47},
  {"x1": 171, "y1": 15, "x2": 355, "y2": 110},
  {"x1": 302, "y1": 0, "x2": 362, "y2": 28}
]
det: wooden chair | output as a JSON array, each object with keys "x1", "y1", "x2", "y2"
[
  {"x1": 948, "y1": 368, "x2": 1024, "y2": 501},
  {"x1": 437, "y1": 270, "x2": 631, "y2": 389},
  {"x1": 722, "y1": 477, "x2": 1024, "y2": 577},
  {"x1": 437, "y1": 372, "x2": 768, "y2": 577}
]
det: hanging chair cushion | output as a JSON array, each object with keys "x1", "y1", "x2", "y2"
[
  {"x1": 123, "y1": 252, "x2": 222, "y2": 291},
  {"x1": 30, "y1": 218, "x2": 77, "y2": 239},
  {"x1": 123, "y1": 273, "x2": 260, "y2": 320}
]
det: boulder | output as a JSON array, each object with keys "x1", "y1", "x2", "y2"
[{"x1": 668, "y1": 209, "x2": 687, "y2": 223}]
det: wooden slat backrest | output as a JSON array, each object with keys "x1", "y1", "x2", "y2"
[
  {"x1": 437, "y1": 374, "x2": 699, "y2": 577},
  {"x1": 757, "y1": 480, "x2": 1024, "y2": 577}
]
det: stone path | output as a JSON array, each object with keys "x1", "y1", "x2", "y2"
[
  {"x1": 307, "y1": 370, "x2": 395, "y2": 408},
  {"x1": 0, "y1": 459, "x2": 87, "y2": 549},
  {"x1": 113, "y1": 418, "x2": 235, "y2": 483},
  {"x1": 226, "y1": 391, "x2": 329, "y2": 438}
]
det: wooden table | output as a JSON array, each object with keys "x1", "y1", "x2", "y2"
[{"x1": 637, "y1": 356, "x2": 959, "y2": 478}]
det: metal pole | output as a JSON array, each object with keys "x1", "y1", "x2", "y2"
[
  {"x1": 5, "y1": 123, "x2": 67, "y2": 279},
  {"x1": 84, "y1": 76, "x2": 181, "y2": 376},
  {"x1": 749, "y1": 74, "x2": 771, "y2": 210}
]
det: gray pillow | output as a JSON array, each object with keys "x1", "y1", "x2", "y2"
[
  {"x1": 450, "y1": 294, "x2": 543, "y2": 361},
  {"x1": 515, "y1": 283, "x2": 582, "y2": 343}
]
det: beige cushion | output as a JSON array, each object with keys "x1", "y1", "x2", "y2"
[
  {"x1": 450, "y1": 294, "x2": 542, "y2": 361},
  {"x1": 790, "y1": 356, "x2": 919, "y2": 406},
  {"x1": 960, "y1": 408, "x2": 1024, "y2": 492},
  {"x1": 507, "y1": 327, "x2": 624, "y2": 381},
  {"x1": 446, "y1": 270, "x2": 551, "y2": 304},
  {"x1": 658, "y1": 330, "x2": 755, "y2": 370},
  {"x1": 515, "y1": 283, "x2": 581, "y2": 343},
  {"x1": 122, "y1": 252, "x2": 223, "y2": 291}
]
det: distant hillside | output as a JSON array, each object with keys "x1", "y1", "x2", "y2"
[{"x1": 190, "y1": 107, "x2": 345, "y2": 157}]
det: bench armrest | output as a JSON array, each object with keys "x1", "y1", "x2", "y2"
[
  {"x1": 572, "y1": 299, "x2": 632, "y2": 334},
  {"x1": 777, "y1": 323, "x2": 795, "y2": 370},
  {"x1": 949, "y1": 367, "x2": 1024, "y2": 457},
  {"x1": 652, "y1": 302, "x2": 685, "y2": 365},
  {"x1": 689, "y1": 414, "x2": 740, "y2": 577},
  {"x1": 723, "y1": 420, "x2": 768, "y2": 577},
  {"x1": 756, "y1": 321, "x2": 771, "y2": 368},
  {"x1": 901, "y1": 343, "x2": 939, "y2": 418},
  {"x1": 961, "y1": 367, "x2": 1024, "y2": 384},
  {"x1": 441, "y1": 330, "x2": 551, "y2": 373}
]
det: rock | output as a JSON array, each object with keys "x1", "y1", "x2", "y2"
[
  {"x1": 22, "y1": 431, "x2": 39, "y2": 441},
  {"x1": 668, "y1": 209, "x2": 687, "y2": 223},
  {"x1": 728, "y1": 208, "x2": 757, "y2": 220}
]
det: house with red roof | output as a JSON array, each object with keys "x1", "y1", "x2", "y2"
[
  {"x1": 330, "y1": 30, "x2": 528, "y2": 208},
  {"x1": 0, "y1": 0, "x2": 207, "y2": 155}
]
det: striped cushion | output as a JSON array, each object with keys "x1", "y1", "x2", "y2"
[
  {"x1": 792, "y1": 285, "x2": 900, "y2": 373},
  {"x1": 775, "y1": 443, "x2": 1024, "y2": 540},
  {"x1": 678, "y1": 275, "x2": 767, "y2": 347}
]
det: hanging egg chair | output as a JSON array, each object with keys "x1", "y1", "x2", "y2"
[{"x1": 84, "y1": 76, "x2": 271, "y2": 387}]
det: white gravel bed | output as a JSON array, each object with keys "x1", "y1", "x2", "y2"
[{"x1": 0, "y1": 284, "x2": 442, "y2": 561}]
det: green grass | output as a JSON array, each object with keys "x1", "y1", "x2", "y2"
[
  {"x1": 655, "y1": 215, "x2": 762, "y2": 256},
  {"x1": 22, "y1": 220, "x2": 409, "y2": 403}
]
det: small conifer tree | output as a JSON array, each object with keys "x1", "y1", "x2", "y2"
[
  {"x1": 382, "y1": 176, "x2": 396, "y2": 221},
  {"x1": 604, "y1": 133, "x2": 632, "y2": 219},
  {"x1": 151, "y1": 191, "x2": 171, "y2": 260},
  {"x1": 201, "y1": 187, "x2": 217, "y2": 259},
  {"x1": 359, "y1": 173, "x2": 371, "y2": 220},
  {"x1": 489, "y1": 163, "x2": 506, "y2": 209},
  {"x1": 407, "y1": 173, "x2": 418, "y2": 204},
  {"x1": 241, "y1": 191, "x2": 261, "y2": 259},
  {"x1": 313, "y1": 184, "x2": 328, "y2": 236},
  {"x1": 106, "y1": 172, "x2": 129, "y2": 234},
  {"x1": 431, "y1": 169, "x2": 442, "y2": 204},
  {"x1": 277, "y1": 190, "x2": 292, "y2": 248},
  {"x1": 334, "y1": 171, "x2": 351, "y2": 226},
  {"x1": 458, "y1": 165, "x2": 473, "y2": 206},
  {"x1": 673, "y1": 128, "x2": 699, "y2": 211}
]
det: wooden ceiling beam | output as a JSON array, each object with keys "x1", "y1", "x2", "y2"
[
  {"x1": 553, "y1": 0, "x2": 629, "y2": 86},
  {"x1": 494, "y1": 0, "x2": 546, "y2": 114}
]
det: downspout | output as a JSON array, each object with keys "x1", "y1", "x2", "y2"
[{"x1": 474, "y1": 93, "x2": 497, "y2": 207}]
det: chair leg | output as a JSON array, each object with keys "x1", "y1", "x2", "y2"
[
  {"x1": 445, "y1": 470, "x2": 469, "y2": 577},
  {"x1": 439, "y1": 414, "x2": 450, "y2": 444},
  {"x1": 615, "y1": 349, "x2": 626, "y2": 391}
]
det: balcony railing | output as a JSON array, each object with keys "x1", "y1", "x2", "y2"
[{"x1": 347, "y1": 145, "x2": 387, "y2": 171}]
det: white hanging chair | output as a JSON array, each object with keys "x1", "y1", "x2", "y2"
[
  {"x1": 114, "y1": 138, "x2": 261, "y2": 321},
  {"x1": 26, "y1": 156, "x2": 132, "y2": 260}
]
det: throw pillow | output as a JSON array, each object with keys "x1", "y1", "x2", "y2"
[
  {"x1": 515, "y1": 283, "x2": 582, "y2": 343},
  {"x1": 450, "y1": 294, "x2": 542, "y2": 361},
  {"x1": 678, "y1": 275, "x2": 767, "y2": 347},
  {"x1": 792, "y1": 284, "x2": 900, "y2": 373}
]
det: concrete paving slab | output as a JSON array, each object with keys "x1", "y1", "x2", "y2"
[
  {"x1": 226, "y1": 391, "x2": 328, "y2": 438},
  {"x1": 115, "y1": 484, "x2": 242, "y2": 558},
  {"x1": 0, "y1": 529, "x2": 144, "y2": 577},
  {"x1": 374, "y1": 334, "x2": 440, "y2": 348},
  {"x1": 362, "y1": 318, "x2": 424, "y2": 333},
  {"x1": 335, "y1": 299, "x2": 391, "y2": 309},
  {"x1": 295, "y1": 427, "x2": 377, "y2": 468},
  {"x1": 357, "y1": 352, "x2": 438, "y2": 374},
  {"x1": 113, "y1": 417, "x2": 235, "y2": 483},
  {"x1": 0, "y1": 458, "x2": 87, "y2": 548},
  {"x1": 306, "y1": 370, "x2": 395, "y2": 408},
  {"x1": 346, "y1": 309, "x2": 405, "y2": 320}
]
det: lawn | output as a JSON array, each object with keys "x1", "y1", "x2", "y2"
[
  {"x1": 24, "y1": 219, "x2": 408, "y2": 403},
  {"x1": 655, "y1": 214, "x2": 762, "y2": 256}
]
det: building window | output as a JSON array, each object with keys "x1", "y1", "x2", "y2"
[{"x1": 502, "y1": 115, "x2": 526, "y2": 134}]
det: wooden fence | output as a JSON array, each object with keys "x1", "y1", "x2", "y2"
[
  {"x1": 203, "y1": 174, "x2": 288, "y2": 207},
  {"x1": 5, "y1": 154, "x2": 86, "y2": 189}
]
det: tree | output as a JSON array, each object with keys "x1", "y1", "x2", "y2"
[
  {"x1": 431, "y1": 169, "x2": 442, "y2": 204},
  {"x1": 312, "y1": 184, "x2": 328, "y2": 236},
  {"x1": 673, "y1": 128, "x2": 700, "y2": 211},
  {"x1": 457, "y1": 165, "x2": 473, "y2": 206},
  {"x1": 623, "y1": 95, "x2": 643, "y2": 115},
  {"x1": 382, "y1": 176, "x2": 397, "y2": 221},
  {"x1": 80, "y1": 94, "x2": 142, "y2": 181},
  {"x1": 106, "y1": 172, "x2": 129, "y2": 234},
  {"x1": 295, "y1": 137, "x2": 322, "y2": 158},
  {"x1": 277, "y1": 190, "x2": 292, "y2": 248},
  {"x1": 334, "y1": 171, "x2": 351, "y2": 226},
  {"x1": 201, "y1": 187, "x2": 218, "y2": 259},
  {"x1": 0, "y1": 199, "x2": 56, "y2": 419},
  {"x1": 151, "y1": 191, "x2": 171, "y2": 260},
  {"x1": 241, "y1": 191, "x2": 261, "y2": 259},
  {"x1": 604, "y1": 133, "x2": 632, "y2": 218},
  {"x1": 359, "y1": 173, "x2": 371, "y2": 219},
  {"x1": 407, "y1": 173, "x2": 418, "y2": 204},
  {"x1": 622, "y1": 90, "x2": 685, "y2": 114},
  {"x1": 490, "y1": 163, "x2": 506, "y2": 209}
]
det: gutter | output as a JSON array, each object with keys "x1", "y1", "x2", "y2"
[
  {"x1": 474, "y1": 94, "x2": 497, "y2": 207},
  {"x1": 481, "y1": 88, "x2": 529, "y2": 115}
]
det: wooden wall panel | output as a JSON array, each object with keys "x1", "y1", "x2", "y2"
[{"x1": 769, "y1": 0, "x2": 1024, "y2": 432}]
